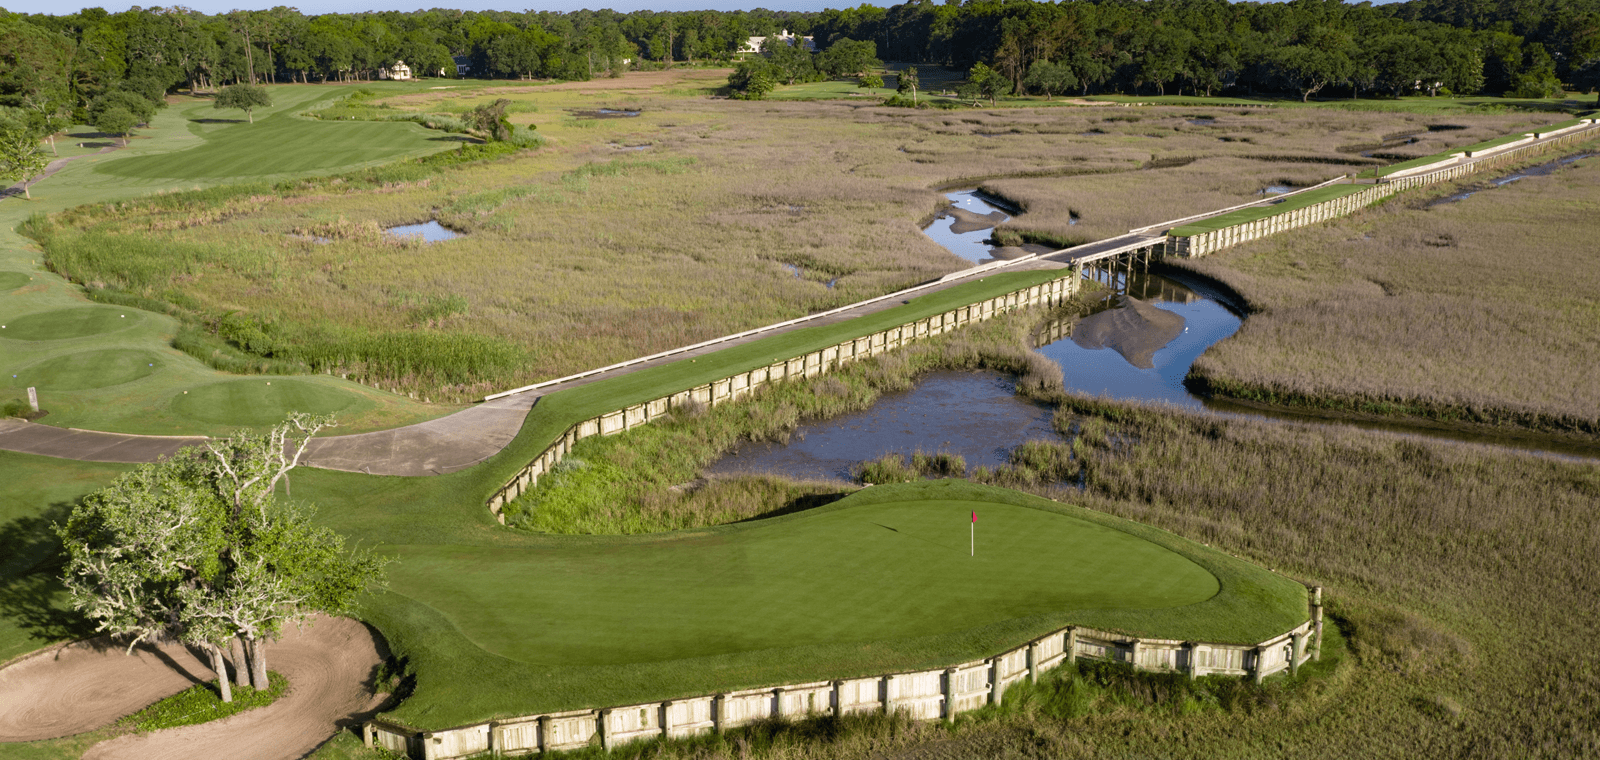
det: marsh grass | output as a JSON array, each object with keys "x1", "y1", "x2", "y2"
[
  {"x1": 26, "y1": 85, "x2": 1551, "y2": 398},
  {"x1": 1169, "y1": 145, "x2": 1600, "y2": 437},
  {"x1": 502, "y1": 302, "x2": 1088, "y2": 534}
]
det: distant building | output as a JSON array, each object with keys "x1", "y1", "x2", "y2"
[
  {"x1": 454, "y1": 56, "x2": 473, "y2": 77},
  {"x1": 739, "y1": 30, "x2": 816, "y2": 55},
  {"x1": 380, "y1": 60, "x2": 413, "y2": 80}
]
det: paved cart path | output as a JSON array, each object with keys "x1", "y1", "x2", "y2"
[{"x1": 0, "y1": 616, "x2": 384, "y2": 757}]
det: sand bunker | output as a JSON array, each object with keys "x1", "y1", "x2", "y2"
[
  {"x1": 0, "y1": 616, "x2": 384, "y2": 759},
  {"x1": 1072, "y1": 296, "x2": 1186, "y2": 369}
]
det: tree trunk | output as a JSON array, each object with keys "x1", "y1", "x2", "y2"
[
  {"x1": 231, "y1": 637, "x2": 253, "y2": 690},
  {"x1": 208, "y1": 645, "x2": 234, "y2": 703},
  {"x1": 248, "y1": 636, "x2": 268, "y2": 687}
]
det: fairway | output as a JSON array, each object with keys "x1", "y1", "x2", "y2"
[
  {"x1": 170, "y1": 378, "x2": 365, "y2": 426},
  {"x1": 94, "y1": 89, "x2": 452, "y2": 180},
  {"x1": 0, "y1": 272, "x2": 30, "y2": 291}
]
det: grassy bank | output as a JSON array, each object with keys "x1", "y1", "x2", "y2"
[
  {"x1": 1167, "y1": 145, "x2": 1600, "y2": 439},
  {"x1": 505, "y1": 301, "x2": 1086, "y2": 534}
]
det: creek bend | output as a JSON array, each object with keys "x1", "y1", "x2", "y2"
[{"x1": 708, "y1": 194, "x2": 1595, "y2": 480}]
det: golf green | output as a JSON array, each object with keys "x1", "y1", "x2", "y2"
[
  {"x1": 0, "y1": 272, "x2": 30, "y2": 291},
  {"x1": 0, "y1": 307, "x2": 141, "y2": 341},
  {"x1": 8, "y1": 349, "x2": 163, "y2": 391},
  {"x1": 388, "y1": 489, "x2": 1221, "y2": 668},
  {"x1": 170, "y1": 378, "x2": 362, "y2": 426}
]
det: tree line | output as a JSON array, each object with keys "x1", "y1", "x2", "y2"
[{"x1": 2, "y1": 1, "x2": 1599, "y2": 110}]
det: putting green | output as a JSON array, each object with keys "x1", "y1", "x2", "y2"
[
  {"x1": 0, "y1": 307, "x2": 140, "y2": 341},
  {"x1": 8, "y1": 349, "x2": 163, "y2": 391},
  {"x1": 389, "y1": 489, "x2": 1221, "y2": 668},
  {"x1": 170, "y1": 378, "x2": 361, "y2": 426},
  {"x1": 0, "y1": 272, "x2": 30, "y2": 291}
]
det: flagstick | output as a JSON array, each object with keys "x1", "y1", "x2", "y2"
[{"x1": 971, "y1": 511, "x2": 975, "y2": 557}]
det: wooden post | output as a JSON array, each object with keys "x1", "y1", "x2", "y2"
[
  {"x1": 1252, "y1": 645, "x2": 1267, "y2": 684},
  {"x1": 599, "y1": 709, "x2": 613, "y2": 752},
  {"x1": 1311, "y1": 586, "x2": 1325, "y2": 661},
  {"x1": 1066, "y1": 628, "x2": 1078, "y2": 663},
  {"x1": 1290, "y1": 632, "x2": 1306, "y2": 677},
  {"x1": 1028, "y1": 641, "x2": 1040, "y2": 684},
  {"x1": 942, "y1": 668, "x2": 956, "y2": 721}
]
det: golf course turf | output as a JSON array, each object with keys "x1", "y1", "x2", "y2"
[{"x1": 347, "y1": 480, "x2": 1308, "y2": 729}]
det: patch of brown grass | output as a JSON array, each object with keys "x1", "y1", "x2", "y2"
[{"x1": 1170, "y1": 149, "x2": 1600, "y2": 436}]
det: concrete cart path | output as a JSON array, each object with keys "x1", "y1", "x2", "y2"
[{"x1": 0, "y1": 418, "x2": 205, "y2": 463}]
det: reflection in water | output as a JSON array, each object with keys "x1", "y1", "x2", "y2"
[
  {"x1": 706, "y1": 372, "x2": 1059, "y2": 482},
  {"x1": 920, "y1": 191, "x2": 1051, "y2": 265},
  {"x1": 1032, "y1": 272, "x2": 1239, "y2": 409},
  {"x1": 922, "y1": 190, "x2": 1010, "y2": 264},
  {"x1": 385, "y1": 220, "x2": 460, "y2": 243}
]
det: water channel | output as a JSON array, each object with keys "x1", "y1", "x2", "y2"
[{"x1": 709, "y1": 170, "x2": 1597, "y2": 482}]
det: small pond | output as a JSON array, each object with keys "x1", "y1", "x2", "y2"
[
  {"x1": 385, "y1": 220, "x2": 460, "y2": 243},
  {"x1": 575, "y1": 109, "x2": 642, "y2": 119},
  {"x1": 706, "y1": 371, "x2": 1059, "y2": 482},
  {"x1": 1259, "y1": 185, "x2": 1294, "y2": 195}
]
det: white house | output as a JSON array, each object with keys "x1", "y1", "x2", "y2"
[
  {"x1": 739, "y1": 30, "x2": 817, "y2": 55},
  {"x1": 380, "y1": 60, "x2": 413, "y2": 80}
]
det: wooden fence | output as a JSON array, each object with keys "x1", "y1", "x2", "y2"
[
  {"x1": 1167, "y1": 118, "x2": 1600, "y2": 258},
  {"x1": 486, "y1": 275, "x2": 1081, "y2": 521},
  {"x1": 366, "y1": 588, "x2": 1324, "y2": 758}
]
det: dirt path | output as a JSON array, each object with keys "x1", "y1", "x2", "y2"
[{"x1": 0, "y1": 616, "x2": 384, "y2": 759}]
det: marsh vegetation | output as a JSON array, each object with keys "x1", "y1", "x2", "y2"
[
  {"x1": 25, "y1": 74, "x2": 1550, "y2": 400},
  {"x1": 1172, "y1": 146, "x2": 1600, "y2": 439}
]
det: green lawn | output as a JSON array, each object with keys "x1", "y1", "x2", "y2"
[
  {"x1": 97, "y1": 94, "x2": 457, "y2": 180},
  {"x1": 0, "y1": 451, "x2": 131, "y2": 664},
  {"x1": 353, "y1": 480, "x2": 1306, "y2": 729},
  {"x1": 0, "y1": 82, "x2": 461, "y2": 437}
]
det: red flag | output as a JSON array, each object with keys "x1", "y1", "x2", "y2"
[{"x1": 971, "y1": 511, "x2": 975, "y2": 523}]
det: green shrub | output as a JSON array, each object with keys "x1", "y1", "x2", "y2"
[
  {"x1": 855, "y1": 454, "x2": 919, "y2": 484},
  {"x1": 124, "y1": 672, "x2": 287, "y2": 732},
  {"x1": 2, "y1": 399, "x2": 31, "y2": 418}
]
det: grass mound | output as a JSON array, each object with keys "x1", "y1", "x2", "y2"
[
  {"x1": 9, "y1": 349, "x2": 163, "y2": 391},
  {"x1": 123, "y1": 671, "x2": 287, "y2": 732},
  {"x1": 170, "y1": 378, "x2": 362, "y2": 426},
  {"x1": 0, "y1": 307, "x2": 141, "y2": 341}
]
